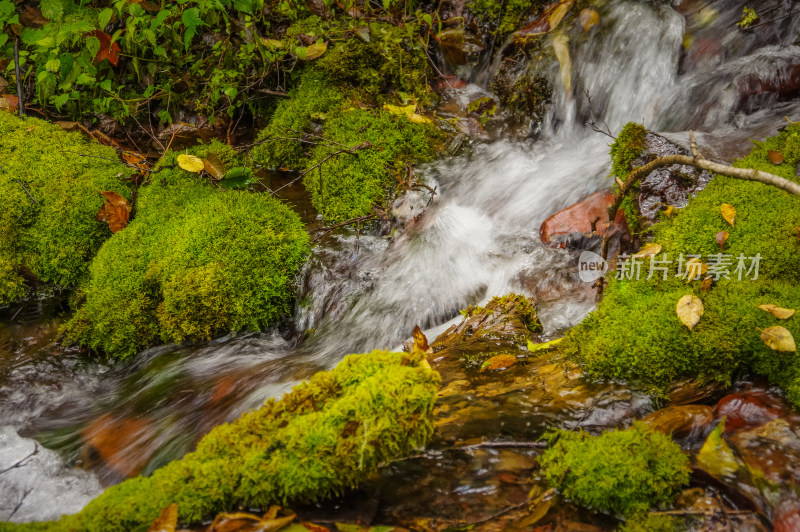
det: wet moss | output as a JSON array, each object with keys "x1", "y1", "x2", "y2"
[
  {"x1": 62, "y1": 142, "x2": 310, "y2": 358},
  {"x1": 469, "y1": 0, "x2": 547, "y2": 34},
  {"x1": 0, "y1": 112, "x2": 132, "y2": 303},
  {"x1": 618, "y1": 513, "x2": 684, "y2": 532},
  {"x1": 566, "y1": 123, "x2": 800, "y2": 404},
  {"x1": 11, "y1": 350, "x2": 439, "y2": 532},
  {"x1": 539, "y1": 422, "x2": 690, "y2": 518},
  {"x1": 609, "y1": 122, "x2": 648, "y2": 233}
]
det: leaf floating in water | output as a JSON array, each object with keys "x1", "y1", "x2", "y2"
[
  {"x1": 758, "y1": 304, "x2": 796, "y2": 320},
  {"x1": 676, "y1": 294, "x2": 703, "y2": 330},
  {"x1": 633, "y1": 243, "x2": 662, "y2": 258},
  {"x1": 96, "y1": 191, "x2": 130, "y2": 233},
  {"x1": 760, "y1": 326, "x2": 796, "y2": 352},
  {"x1": 579, "y1": 8, "x2": 599, "y2": 31},
  {"x1": 177, "y1": 154, "x2": 205, "y2": 173},
  {"x1": 480, "y1": 354, "x2": 517, "y2": 372},
  {"x1": 768, "y1": 150, "x2": 785, "y2": 164},
  {"x1": 720, "y1": 203, "x2": 736, "y2": 227},
  {"x1": 147, "y1": 503, "x2": 177, "y2": 532},
  {"x1": 716, "y1": 230, "x2": 729, "y2": 250}
]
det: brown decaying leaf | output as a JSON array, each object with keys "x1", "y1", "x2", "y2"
[
  {"x1": 203, "y1": 153, "x2": 226, "y2": 180},
  {"x1": 701, "y1": 277, "x2": 713, "y2": 292},
  {"x1": 87, "y1": 30, "x2": 122, "y2": 66},
  {"x1": 207, "y1": 507, "x2": 296, "y2": 532},
  {"x1": 412, "y1": 325, "x2": 430, "y2": 352},
  {"x1": 579, "y1": 8, "x2": 600, "y2": 31},
  {"x1": 96, "y1": 191, "x2": 131, "y2": 233},
  {"x1": 716, "y1": 230, "x2": 729, "y2": 250},
  {"x1": 676, "y1": 294, "x2": 704, "y2": 330},
  {"x1": 721, "y1": 203, "x2": 736, "y2": 227},
  {"x1": 768, "y1": 150, "x2": 785, "y2": 164},
  {"x1": 480, "y1": 354, "x2": 518, "y2": 372},
  {"x1": 0, "y1": 94, "x2": 18, "y2": 113},
  {"x1": 760, "y1": 326, "x2": 796, "y2": 352},
  {"x1": 633, "y1": 243, "x2": 662, "y2": 258},
  {"x1": 758, "y1": 304, "x2": 796, "y2": 320},
  {"x1": 685, "y1": 258, "x2": 708, "y2": 283},
  {"x1": 300, "y1": 523, "x2": 330, "y2": 532},
  {"x1": 148, "y1": 503, "x2": 177, "y2": 532}
]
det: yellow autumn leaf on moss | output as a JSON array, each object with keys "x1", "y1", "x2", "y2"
[
  {"x1": 721, "y1": 203, "x2": 736, "y2": 226},
  {"x1": 760, "y1": 326, "x2": 796, "y2": 352},
  {"x1": 177, "y1": 154, "x2": 204, "y2": 173},
  {"x1": 633, "y1": 243, "x2": 662, "y2": 258},
  {"x1": 758, "y1": 304, "x2": 796, "y2": 320},
  {"x1": 383, "y1": 103, "x2": 432, "y2": 124},
  {"x1": 676, "y1": 294, "x2": 703, "y2": 330}
]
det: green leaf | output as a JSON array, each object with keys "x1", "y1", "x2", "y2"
[
  {"x1": 98, "y1": 7, "x2": 114, "y2": 29},
  {"x1": 59, "y1": 52, "x2": 73, "y2": 79},
  {"x1": 85, "y1": 36, "x2": 100, "y2": 60},
  {"x1": 219, "y1": 167, "x2": 255, "y2": 189},
  {"x1": 40, "y1": 0, "x2": 64, "y2": 21},
  {"x1": 45, "y1": 58, "x2": 60, "y2": 72},
  {"x1": 234, "y1": 0, "x2": 254, "y2": 13},
  {"x1": 0, "y1": 34, "x2": 8, "y2": 49},
  {"x1": 223, "y1": 86, "x2": 238, "y2": 99},
  {"x1": 54, "y1": 93, "x2": 69, "y2": 109},
  {"x1": 76, "y1": 72, "x2": 96, "y2": 85}
]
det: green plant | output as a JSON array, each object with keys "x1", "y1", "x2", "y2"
[
  {"x1": 62, "y1": 141, "x2": 310, "y2": 358},
  {"x1": 1, "y1": 349, "x2": 440, "y2": 532},
  {"x1": 539, "y1": 423, "x2": 690, "y2": 518},
  {"x1": 0, "y1": 111, "x2": 132, "y2": 303}
]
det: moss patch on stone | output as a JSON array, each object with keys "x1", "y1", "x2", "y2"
[
  {"x1": 539, "y1": 422, "x2": 690, "y2": 518},
  {"x1": 565, "y1": 123, "x2": 800, "y2": 405},
  {"x1": 3, "y1": 350, "x2": 440, "y2": 532},
  {"x1": 0, "y1": 112, "x2": 132, "y2": 303},
  {"x1": 62, "y1": 142, "x2": 310, "y2": 358}
]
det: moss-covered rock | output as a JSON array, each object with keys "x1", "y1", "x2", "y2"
[
  {"x1": 566, "y1": 122, "x2": 800, "y2": 404},
  {"x1": 63, "y1": 142, "x2": 310, "y2": 358},
  {"x1": 538, "y1": 422, "x2": 690, "y2": 518},
  {"x1": 0, "y1": 112, "x2": 132, "y2": 303},
  {"x1": 1, "y1": 350, "x2": 440, "y2": 531}
]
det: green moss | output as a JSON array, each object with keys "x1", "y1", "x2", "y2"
[
  {"x1": 539, "y1": 423, "x2": 690, "y2": 518},
  {"x1": 303, "y1": 107, "x2": 442, "y2": 222},
  {"x1": 784, "y1": 132, "x2": 800, "y2": 165},
  {"x1": 462, "y1": 293, "x2": 542, "y2": 334},
  {"x1": 610, "y1": 122, "x2": 647, "y2": 182},
  {"x1": 566, "y1": 123, "x2": 800, "y2": 404},
  {"x1": 3, "y1": 350, "x2": 440, "y2": 532},
  {"x1": 469, "y1": 0, "x2": 547, "y2": 34},
  {"x1": 62, "y1": 142, "x2": 310, "y2": 358},
  {"x1": 0, "y1": 112, "x2": 132, "y2": 303},
  {"x1": 251, "y1": 73, "x2": 345, "y2": 170},
  {"x1": 618, "y1": 514, "x2": 684, "y2": 532}
]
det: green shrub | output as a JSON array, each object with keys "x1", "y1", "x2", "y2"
[
  {"x1": 2, "y1": 350, "x2": 441, "y2": 532},
  {"x1": 63, "y1": 142, "x2": 310, "y2": 358},
  {"x1": 566, "y1": 123, "x2": 800, "y2": 404},
  {"x1": 539, "y1": 423, "x2": 690, "y2": 518},
  {"x1": 0, "y1": 112, "x2": 132, "y2": 303}
]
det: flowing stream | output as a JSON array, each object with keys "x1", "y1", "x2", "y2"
[{"x1": 2, "y1": 0, "x2": 800, "y2": 522}]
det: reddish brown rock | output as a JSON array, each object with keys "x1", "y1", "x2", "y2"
[
  {"x1": 82, "y1": 413, "x2": 155, "y2": 477},
  {"x1": 714, "y1": 391, "x2": 792, "y2": 435},
  {"x1": 775, "y1": 496, "x2": 800, "y2": 532},
  {"x1": 539, "y1": 191, "x2": 627, "y2": 248},
  {"x1": 642, "y1": 404, "x2": 714, "y2": 439}
]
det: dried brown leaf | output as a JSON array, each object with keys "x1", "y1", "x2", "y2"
[
  {"x1": 480, "y1": 354, "x2": 517, "y2": 372},
  {"x1": 758, "y1": 304, "x2": 796, "y2": 320},
  {"x1": 148, "y1": 503, "x2": 177, "y2": 532},
  {"x1": 96, "y1": 191, "x2": 131, "y2": 233},
  {"x1": 716, "y1": 230, "x2": 729, "y2": 250},
  {"x1": 633, "y1": 243, "x2": 662, "y2": 258},
  {"x1": 203, "y1": 153, "x2": 226, "y2": 180},
  {"x1": 579, "y1": 8, "x2": 599, "y2": 31},
  {"x1": 760, "y1": 326, "x2": 796, "y2": 352},
  {"x1": 768, "y1": 150, "x2": 785, "y2": 164}
]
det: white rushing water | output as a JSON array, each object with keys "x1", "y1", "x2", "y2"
[{"x1": 2, "y1": 0, "x2": 800, "y2": 521}]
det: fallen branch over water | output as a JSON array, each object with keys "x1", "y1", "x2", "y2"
[{"x1": 601, "y1": 131, "x2": 800, "y2": 261}]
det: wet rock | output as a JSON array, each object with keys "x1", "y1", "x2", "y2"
[
  {"x1": 774, "y1": 495, "x2": 800, "y2": 532},
  {"x1": 667, "y1": 378, "x2": 727, "y2": 406},
  {"x1": 728, "y1": 419, "x2": 800, "y2": 492},
  {"x1": 539, "y1": 191, "x2": 629, "y2": 250},
  {"x1": 630, "y1": 132, "x2": 712, "y2": 223},
  {"x1": 714, "y1": 391, "x2": 793, "y2": 435},
  {"x1": 82, "y1": 413, "x2": 155, "y2": 479},
  {"x1": 436, "y1": 27, "x2": 484, "y2": 67},
  {"x1": 642, "y1": 404, "x2": 713, "y2": 440}
]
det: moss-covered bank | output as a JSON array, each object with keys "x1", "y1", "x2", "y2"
[
  {"x1": 566, "y1": 122, "x2": 800, "y2": 405},
  {"x1": 62, "y1": 142, "x2": 310, "y2": 358},
  {"x1": 0, "y1": 112, "x2": 132, "y2": 303},
  {"x1": 1, "y1": 350, "x2": 440, "y2": 532}
]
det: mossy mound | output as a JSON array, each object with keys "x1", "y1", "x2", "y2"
[
  {"x1": 2, "y1": 350, "x2": 440, "y2": 532},
  {"x1": 63, "y1": 142, "x2": 310, "y2": 358},
  {"x1": 618, "y1": 514, "x2": 683, "y2": 532},
  {"x1": 539, "y1": 422, "x2": 690, "y2": 518},
  {"x1": 566, "y1": 123, "x2": 800, "y2": 404},
  {"x1": 0, "y1": 112, "x2": 132, "y2": 303}
]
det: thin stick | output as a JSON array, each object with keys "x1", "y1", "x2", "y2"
[{"x1": 14, "y1": 38, "x2": 23, "y2": 116}]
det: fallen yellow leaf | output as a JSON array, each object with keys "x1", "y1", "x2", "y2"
[
  {"x1": 177, "y1": 154, "x2": 205, "y2": 173},
  {"x1": 721, "y1": 203, "x2": 735, "y2": 227},
  {"x1": 147, "y1": 503, "x2": 177, "y2": 532},
  {"x1": 758, "y1": 304, "x2": 796, "y2": 320},
  {"x1": 579, "y1": 8, "x2": 599, "y2": 31},
  {"x1": 548, "y1": 0, "x2": 574, "y2": 30},
  {"x1": 633, "y1": 243, "x2": 662, "y2": 258},
  {"x1": 677, "y1": 294, "x2": 704, "y2": 330},
  {"x1": 552, "y1": 32, "x2": 572, "y2": 96},
  {"x1": 760, "y1": 326, "x2": 796, "y2": 352},
  {"x1": 685, "y1": 258, "x2": 708, "y2": 282}
]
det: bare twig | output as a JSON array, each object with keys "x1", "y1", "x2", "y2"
[
  {"x1": 312, "y1": 214, "x2": 378, "y2": 241},
  {"x1": 255, "y1": 88, "x2": 290, "y2": 98},
  {"x1": 6, "y1": 487, "x2": 33, "y2": 520},
  {"x1": 14, "y1": 38, "x2": 23, "y2": 116},
  {"x1": 0, "y1": 443, "x2": 39, "y2": 476},
  {"x1": 600, "y1": 131, "x2": 800, "y2": 260},
  {"x1": 15, "y1": 180, "x2": 38, "y2": 205}
]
